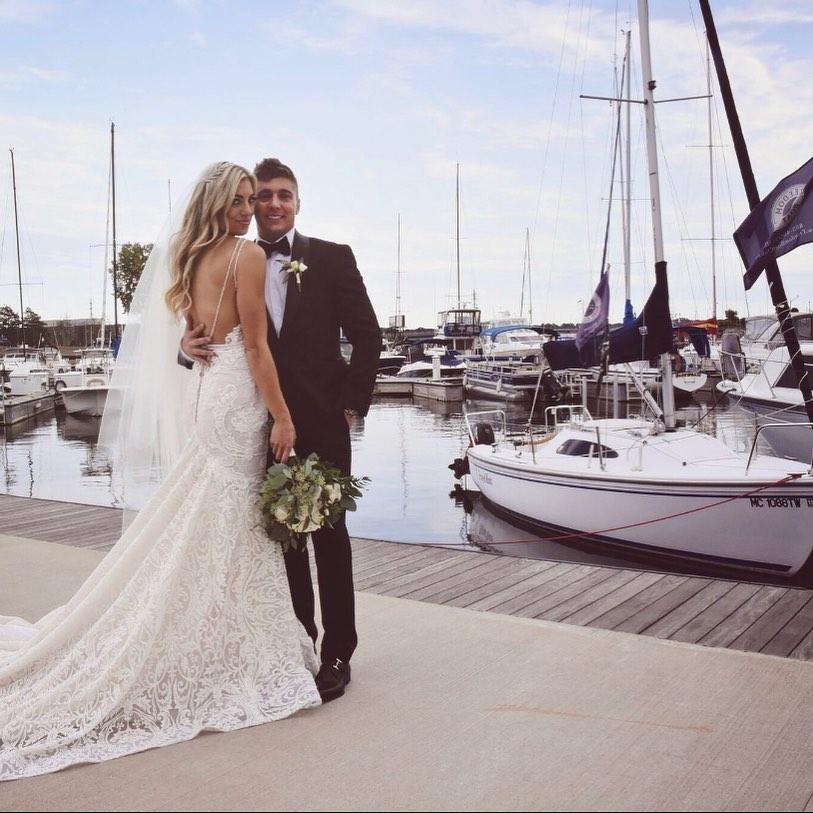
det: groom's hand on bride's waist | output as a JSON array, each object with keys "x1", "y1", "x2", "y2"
[{"x1": 181, "y1": 316, "x2": 215, "y2": 365}]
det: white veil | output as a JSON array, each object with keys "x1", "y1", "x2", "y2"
[{"x1": 98, "y1": 185, "x2": 195, "y2": 527}]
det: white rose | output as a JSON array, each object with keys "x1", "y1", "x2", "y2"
[{"x1": 273, "y1": 506, "x2": 288, "y2": 523}]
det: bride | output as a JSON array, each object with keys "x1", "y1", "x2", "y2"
[{"x1": 0, "y1": 162, "x2": 321, "y2": 781}]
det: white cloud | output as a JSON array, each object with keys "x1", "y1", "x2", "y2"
[
  {"x1": 333, "y1": 0, "x2": 612, "y2": 64},
  {"x1": 0, "y1": 66, "x2": 69, "y2": 90},
  {"x1": 717, "y1": 2, "x2": 813, "y2": 25}
]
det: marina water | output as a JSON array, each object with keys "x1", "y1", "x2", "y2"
[{"x1": 0, "y1": 394, "x2": 790, "y2": 583}]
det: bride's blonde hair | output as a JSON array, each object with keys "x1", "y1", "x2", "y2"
[{"x1": 165, "y1": 161, "x2": 255, "y2": 316}]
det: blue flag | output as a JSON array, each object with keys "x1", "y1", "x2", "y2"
[
  {"x1": 576, "y1": 269, "x2": 610, "y2": 357},
  {"x1": 734, "y1": 155, "x2": 813, "y2": 289}
]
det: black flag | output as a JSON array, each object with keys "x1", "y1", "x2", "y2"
[{"x1": 734, "y1": 155, "x2": 813, "y2": 289}]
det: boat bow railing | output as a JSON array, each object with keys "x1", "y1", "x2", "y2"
[
  {"x1": 745, "y1": 422, "x2": 813, "y2": 475},
  {"x1": 463, "y1": 409, "x2": 507, "y2": 446},
  {"x1": 544, "y1": 404, "x2": 593, "y2": 429}
]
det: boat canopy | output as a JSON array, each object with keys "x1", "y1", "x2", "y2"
[{"x1": 479, "y1": 324, "x2": 557, "y2": 340}]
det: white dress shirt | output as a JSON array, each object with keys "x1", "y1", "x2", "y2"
[{"x1": 263, "y1": 227, "x2": 296, "y2": 335}]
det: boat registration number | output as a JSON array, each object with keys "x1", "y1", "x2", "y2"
[{"x1": 749, "y1": 497, "x2": 813, "y2": 508}]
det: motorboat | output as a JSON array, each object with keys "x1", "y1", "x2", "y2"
[
  {"x1": 60, "y1": 349, "x2": 113, "y2": 416},
  {"x1": 3, "y1": 359, "x2": 50, "y2": 396},
  {"x1": 396, "y1": 345, "x2": 465, "y2": 380},
  {"x1": 737, "y1": 312, "x2": 813, "y2": 370},
  {"x1": 718, "y1": 340, "x2": 813, "y2": 462},
  {"x1": 464, "y1": 359, "x2": 569, "y2": 403},
  {"x1": 435, "y1": 308, "x2": 482, "y2": 353},
  {"x1": 468, "y1": 324, "x2": 550, "y2": 362},
  {"x1": 1, "y1": 347, "x2": 48, "y2": 375},
  {"x1": 378, "y1": 344, "x2": 406, "y2": 375}
]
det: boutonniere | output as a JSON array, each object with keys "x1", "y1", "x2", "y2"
[{"x1": 280, "y1": 259, "x2": 308, "y2": 291}]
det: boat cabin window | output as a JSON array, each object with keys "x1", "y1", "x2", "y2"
[
  {"x1": 556, "y1": 439, "x2": 618, "y2": 458},
  {"x1": 793, "y1": 315, "x2": 813, "y2": 342},
  {"x1": 775, "y1": 356, "x2": 813, "y2": 389}
]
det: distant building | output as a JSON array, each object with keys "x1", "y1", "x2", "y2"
[{"x1": 44, "y1": 319, "x2": 117, "y2": 351}]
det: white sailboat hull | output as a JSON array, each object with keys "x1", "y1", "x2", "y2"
[{"x1": 466, "y1": 420, "x2": 813, "y2": 576}]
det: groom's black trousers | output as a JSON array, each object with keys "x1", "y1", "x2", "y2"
[{"x1": 280, "y1": 414, "x2": 357, "y2": 665}]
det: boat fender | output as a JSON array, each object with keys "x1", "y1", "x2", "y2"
[
  {"x1": 473, "y1": 422, "x2": 495, "y2": 446},
  {"x1": 448, "y1": 457, "x2": 470, "y2": 479},
  {"x1": 720, "y1": 331, "x2": 746, "y2": 380}
]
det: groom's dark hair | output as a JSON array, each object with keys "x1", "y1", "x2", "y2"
[{"x1": 254, "y1": 157, "x2": 298, "y2": 190}]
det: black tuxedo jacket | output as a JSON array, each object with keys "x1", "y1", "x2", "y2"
[{"x1": 266, "y1": 231, "x2": 381, "y2": 425}]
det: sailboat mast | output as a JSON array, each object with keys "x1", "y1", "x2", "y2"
[
  {"x1": 526, "y1": 227, "x2": 533, "y2": 324},
  {"x1": 624, "y1": 29, "x2": 632, "y2": 310},
  {"x1": 707, "y1": 38, "x2": 717, "y2": 325},
  {"x1": 110, "y1": 122, "x2": 119, "y2": 342},
  {"x1": 9, "y1": 149, "x2": 25, "y2": 351},
  {"x1": 637, "y1": 0, "x2": 676, "y2": 428},
  {"x1": 455, "y1": 162, "x2": 461, "y2": 309},
  {"x1": 700, "y1": 0, "x2": 813, "y2": 428},
  {"x1": 396, "y1": 212, "x2": 401, "y2": 336}
]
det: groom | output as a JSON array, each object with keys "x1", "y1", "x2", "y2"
[{"x1": 182, "y1": 158, "x2": 381, "y2": 702}]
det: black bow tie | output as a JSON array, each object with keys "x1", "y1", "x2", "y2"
[{"x1": 258, "y1": 237, "x2": 290, "y2": 258}]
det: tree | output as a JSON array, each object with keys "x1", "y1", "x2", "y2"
[
  {"x1": 719, "y1": 309, "x2": 744, "y2": 331},
  {"x1": 24, "y1": 307, "x2": 45, "y2": 346},
  {"x1": 111, "y1": 243, "x2": 153, "y2": 313},
  {"x1": 0, "y1": 305, "x2": 20, "y2": 345}
]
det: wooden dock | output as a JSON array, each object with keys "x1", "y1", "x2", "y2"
[
  {"x1": 373, "y1": 377, "x2": 465, "y2": 402},
  {"x1": 372, "y1": 375, "x2": 413, "y2": 396},
  {"x1": 2, "y1": 493, "x2": 813, "y2": 661},
  {"x1": 0, "y1": 392, "x2": 56, "y2": 426}
]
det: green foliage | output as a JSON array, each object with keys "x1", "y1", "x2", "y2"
[
  {"x1": 719, "y1": 309, "x2": 744, "y2": 332},
  {"x1": 257, "y1": 452, "x2": 370, "y2": 552},
  {"x1": 111, "y1": 243, "x2": 153, "y2": 313},
  {"x1": 23, "y1": 307, "x2": 45, "y2": 345},
  {"x1": 0, "y1": 305, "x2": 20, "y2": 341}
]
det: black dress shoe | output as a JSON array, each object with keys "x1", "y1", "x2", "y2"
[{"x1": 316, "y1": 657, "x2": 351, "y2": 702}]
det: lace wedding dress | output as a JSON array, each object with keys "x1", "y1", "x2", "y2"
[{"x1": 0, "y1": 240, "x2": 320, "y2": 781}]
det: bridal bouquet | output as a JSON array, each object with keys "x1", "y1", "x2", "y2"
[{"x1": 258, "y1": 453, "x2": 370, "y2": 551}]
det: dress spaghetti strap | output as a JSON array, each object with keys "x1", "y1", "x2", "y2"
[
  {"x1": 193, "y1": 238, "x2": 245, "y2": 424},
  {"x1": 210, "y1": 238, "x2": 246, "y2": 339}
]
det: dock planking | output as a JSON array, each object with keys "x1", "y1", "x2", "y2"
[{"x1": 3, "y1": 493, "x2": 813, "y2": 661}]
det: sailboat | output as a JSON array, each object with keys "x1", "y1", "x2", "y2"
[
  {"x1": 0, "y1": 150, "x2": 56, "y2": 424},
  {"x1": 436, "y1": 163, "x2": 481, "y2": 353},
  {"x1": 61, "y1": 123, "x2": 118, "y2": 417},
  {"x1": 460, "y1": 0, "x2": 813, "y2": 579}
]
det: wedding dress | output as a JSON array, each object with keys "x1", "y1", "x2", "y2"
[{"x1": 0, "y1": 239, "x2": 320, "y2": 781}]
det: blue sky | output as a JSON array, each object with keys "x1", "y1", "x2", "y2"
[{"x1": 2, "y1": 0, "x2": 812, "y2": 330}]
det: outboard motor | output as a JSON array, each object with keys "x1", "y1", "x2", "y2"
[
  {"x1": 720, "y1": 331, "x2": 746, "y2": 381},
  {"x1": 448, "y1": 458, "x2": 470, "y2": 479},
  {"x1": 473, "y1": 422, "x2": 495, "y2": 446}
]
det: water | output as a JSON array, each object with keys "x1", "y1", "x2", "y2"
[{"x1": 0, "y1": 393, "x2": 798, "y2": 581}]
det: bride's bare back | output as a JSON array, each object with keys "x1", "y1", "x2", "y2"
[
  {"x1": 189, "y1": 235, "x2": 295, "y2": 462},
  {"x1": 190, "y1": 237, "x2": 253, "y2": 343}
]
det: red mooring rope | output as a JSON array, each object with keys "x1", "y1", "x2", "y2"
[{"x1": 463, "y1": 472, "x2": 803, "y2": 547}]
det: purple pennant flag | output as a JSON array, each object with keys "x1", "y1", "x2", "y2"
[
  {"x1": 576, "y1": 269, "x2": 610, "y2": 353},
  {"x1": 734, "y1": 155, "x2": 813, "y2": 290}
]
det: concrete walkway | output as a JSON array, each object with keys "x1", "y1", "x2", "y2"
[{"x1": 2, "y1": 534, "x2": 813, "y2": 811}]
